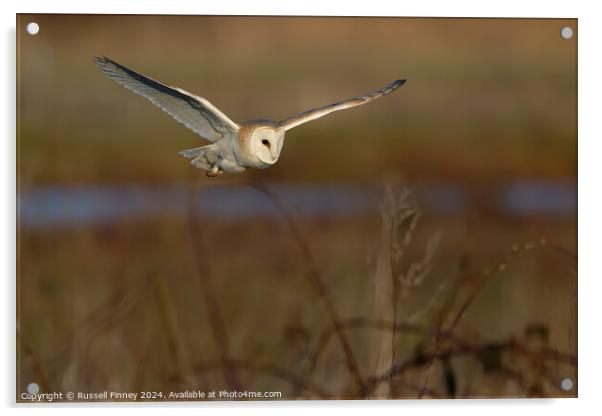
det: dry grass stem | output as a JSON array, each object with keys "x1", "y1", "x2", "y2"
[
  {"x1": 187, "y1": 181, "x2": 243, "y2": 391},
  {"x1": 248, "y1": 181, "x2": 367, "y2": 396}
]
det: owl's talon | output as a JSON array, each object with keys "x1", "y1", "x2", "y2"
[{"x1": 206, "y1": 165, "x2": 221, "y2": 177}]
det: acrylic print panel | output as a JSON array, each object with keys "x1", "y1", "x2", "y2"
[{"x1": 16, "y1": 14, "x2": 577, "y2": 402}]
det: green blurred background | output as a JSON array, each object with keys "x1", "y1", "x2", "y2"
[{"x1": 17, "y1": 15, "x2": 577, "y2": 400}]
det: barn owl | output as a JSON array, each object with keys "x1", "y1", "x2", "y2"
[{"x1": 95, "y1": 56, "x2": 405, "y2": 177}]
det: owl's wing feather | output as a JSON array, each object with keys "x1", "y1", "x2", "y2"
[
  {"x1": 94, "y1": 56, "x2": 239, "y2": 142},
  {"x1": 279, "y1": 79, "x2": 406, "y2": 132}
]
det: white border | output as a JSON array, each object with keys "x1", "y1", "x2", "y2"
[{"x1": 3, "y1": 0, "x2": 601, "y2": 414}]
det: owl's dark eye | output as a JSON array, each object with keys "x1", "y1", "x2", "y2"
[{"x1": 261, "y1": 139, "x2": 271, "y2": 149}]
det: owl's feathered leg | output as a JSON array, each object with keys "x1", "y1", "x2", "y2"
[
  {"x1": 179, "y1": 144, "x2": 243, "y2": 176},
  {"x1": 180, "y1": 144, "x2": 222, "y2": 177}
]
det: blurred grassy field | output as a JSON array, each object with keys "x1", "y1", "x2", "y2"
[{"x1": 17, "y1": 15, "x2": 577, "y2": 400}]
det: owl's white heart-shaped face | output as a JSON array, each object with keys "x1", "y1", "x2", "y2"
[{"x1": 250, "y1": 127, "x2": 285, "y2": 166}]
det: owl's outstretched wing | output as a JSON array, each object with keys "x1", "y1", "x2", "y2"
[
  {"x1": 279, "y1": 79, "x2": 406, "y2": 132},
  {"x1": 94, "y1": 56, "x2": 239, "y2": 142}
]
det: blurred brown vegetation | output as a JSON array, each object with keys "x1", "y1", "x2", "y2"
[{"x1": 17, "y1": 15, "x2": 576, "y2": 400}]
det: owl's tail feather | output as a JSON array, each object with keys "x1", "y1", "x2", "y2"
[
  {"x1": 179, "y1": 146, "x2": 205, "y2": 159},
  {"x1": 179, "y1": 144, "x2": 220, "y2": 171}
]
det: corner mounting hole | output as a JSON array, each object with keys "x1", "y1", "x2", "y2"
[
  {"x1": 560, "y1": 378, "x2": 574, "y2": 391},
  {"x1": 26, "y1": 22, "x2": 40, "y2": 36},
  {"x1": 560, "y1": 26, "x2": 573, "y2": 40},
  {"x1": 27, "y1": 382, "x2": 39, "y2": 394}
]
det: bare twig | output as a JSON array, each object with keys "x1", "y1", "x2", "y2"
[
  {"x1": 148, "y1": 273, "x2": 192, "y2": 380},
  {"x1": 187, "y1": 181, "x2": 243, "y2": 391},
  {"x1": 365, "y1": 338, "x2": 576, "y2": 396},
  {"x1": 415, "y1": 239, "x2": 549, "y2": 397},
  {"x1": 248, "y1": 181, "x2": 367, "y2": 396},
  {"x1": 416, "y1": 252, "x2": 468, "y2": 398},
  {"x1": 448, "y1": 239, "x2": 547, "y2": 334}
]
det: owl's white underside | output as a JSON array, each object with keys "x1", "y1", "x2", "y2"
[{"x1": 179, "y1": 122, "x2": 285, "y2": 176}]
